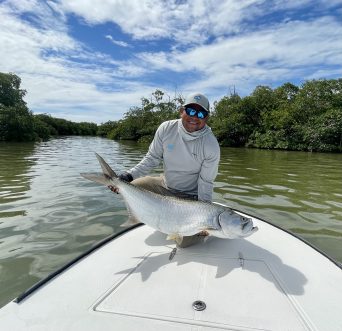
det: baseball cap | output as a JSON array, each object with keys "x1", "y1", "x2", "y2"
[{"x1": 184, "y1": 93, "x2": 210, "y2": 112}]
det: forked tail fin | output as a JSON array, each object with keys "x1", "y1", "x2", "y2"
[
  {"x1": 80, "y1": 172, "x2": 112, "y2": 186},
  {"x1": 80, "y1": 153, "x2": 118, "y2": 186},
  {"x1": 95, "y1": 153, "x2": 117, "y2": 179}
]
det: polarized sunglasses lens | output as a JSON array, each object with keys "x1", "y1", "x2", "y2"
[
  {"x1": 198, "y1": 110, "x2": 208, "y2": 119},
  {"x1": 185, "y1": 107, "x2": 195, "y2": 116},
  {"x1": 197, "y1": 111, "x2": 205, "y2": 119},
  {"x1": 185, "y1": 107, "x2": 208, "y2": 119}
]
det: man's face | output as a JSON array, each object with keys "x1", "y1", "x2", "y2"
[{"x1": 180, "y1": 104, "x2": 208, "y2": 133}]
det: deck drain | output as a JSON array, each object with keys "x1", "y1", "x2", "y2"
[{"x1": 192, "y1": 300, "x2": 206, "y2": 311}]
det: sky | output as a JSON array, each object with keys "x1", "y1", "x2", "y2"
[{"x1": 1, "y1": 0, "x2": 341, "y2": 124}]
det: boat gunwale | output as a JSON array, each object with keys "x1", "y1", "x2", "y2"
[
  {"x1": 231, "y1": 205, "x2": 342, "y2": 270},
  {"x1": 14, "y1": 223, "x2": 144, "y2": 304}
]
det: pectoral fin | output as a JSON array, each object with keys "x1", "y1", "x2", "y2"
[
  {"x1": 166, "y1": 233, "x2": 183, "y2": 243},
  {"x1": 120, "y1": 215, "x2": 141, "y2": 227},
  {"x1": 120, "y1": 205, "x2": 141, "y2": 227}
]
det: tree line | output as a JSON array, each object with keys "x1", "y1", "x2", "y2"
[
  {"x1": 0, "y1": 73, "x2": 97, "y2": 141},
  {"x1": 210, "y1": 79, "x2": 342, "y2": 152},
  {"x1": 1, "y1": 72, "x2": 341, "y2": 152},
  {"x1": 97, "y1": 89, "x2": 182, "y2": 143},
  {"x1": 99, "y1": 79, "x2": 342, "y2": 152}
]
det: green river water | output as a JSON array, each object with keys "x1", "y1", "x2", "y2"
[{"x1": 0, "y1": 136, "x2": 341, "y2": 307}]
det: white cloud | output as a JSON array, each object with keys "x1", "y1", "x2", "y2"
[
  {"x1": 56, "y1": 0, "x2": 342, "y2": 45},
  {"x1": 105, "y1": 35, "x2": 130, "y2": 48},
  {"x1": 0, "y1": 1, "x2": 155, "y2": 123},
  {"x1": 0, "y1": 0, "x2": 341, "y2": 123},
  {"x1": 4, "y1": 0, "x2": 67, "y2": 30},
  {"x1": 57, "y1": 0, "x2": 262, "y2": 44},
  {"x1": 0, "y1": 4, "x2": 77, "y2": 74},
  {"x1": 135, "y1": 15, "x2": 342, "y2": 93},
  {"x1": 59, "y1": 0, "x2": 172, "y2": 39}
]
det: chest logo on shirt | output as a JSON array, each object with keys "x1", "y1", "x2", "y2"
[{"x1": 167, "y1": 144, "x2": 175, "y2": 152}]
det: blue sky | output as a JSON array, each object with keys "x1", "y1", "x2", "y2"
[{"x1": 1, "y1": 0, "x2": 341, "y2": 124}]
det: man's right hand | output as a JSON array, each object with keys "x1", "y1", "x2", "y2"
[
  {"x1": 108, "y1": 172, "x2": 133, "y2": 194},
  {"x1": 108, "y1": 185, "x2": 119, "y2": 194}
]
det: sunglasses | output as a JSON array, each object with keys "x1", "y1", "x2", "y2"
[{"x1": 184, "y1": 107, "x2": 209, "y2": 119}]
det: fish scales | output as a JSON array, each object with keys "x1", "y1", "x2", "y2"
[
  {"x1": 116, "y1": 180, "x2": 222, "y2": 235},
  {"x1": 80, "y1": 153, "x2": 258, "y2": 241}
]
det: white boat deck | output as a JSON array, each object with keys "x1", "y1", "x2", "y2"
[{"x1": 0, "y1": 214, "x2": 341, "y2": 331}]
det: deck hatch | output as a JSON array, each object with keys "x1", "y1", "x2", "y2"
[{"x1": 94, "y1": 251, "x2": 309, "y2": 330}]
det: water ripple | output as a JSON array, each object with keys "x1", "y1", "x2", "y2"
[{"x1": 0, "y1": 138, "x2": 341, "y2": 308}]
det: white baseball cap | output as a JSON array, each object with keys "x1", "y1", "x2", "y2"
[{"x1": 184, "y1": 93, "x2": 210, "y2": 112}]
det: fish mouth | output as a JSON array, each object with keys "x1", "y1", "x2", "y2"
[
  {"x1": 241, "y1": 216, "x2": 253, "y2": 231},
  {"x1": 217, "y1": 210, "x2": 257, "y2": 238}
]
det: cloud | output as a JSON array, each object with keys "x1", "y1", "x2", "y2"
[
  {"x1": 56, "y1": 0, "x2": 342, "y2": 45},
  {"x1": 0, "y1": 1, "x2": 154, "y2": 122},
  {"x1": 56, "y1": 0, "x2": 260, "y2": 44},
  {"x1": 0, "y1": 0, "x2": 341, "y2": 123},
  {"x1": 105, "y1": 35, "x2": 130, "y2": 48},
  {"x1": 135, "y1": 16, "x2": 342, "y2": 91},
  {"x1": 4, "y1": 0, "x2": 67, "y2": 30}
]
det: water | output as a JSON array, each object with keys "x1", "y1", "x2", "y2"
[{"x1": 0, "y1": 136, "x2": 341, "y2": 307}]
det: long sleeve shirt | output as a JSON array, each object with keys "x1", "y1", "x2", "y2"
[{"x1": 129, "y1": 119, "x2": 220, "y2": 202}]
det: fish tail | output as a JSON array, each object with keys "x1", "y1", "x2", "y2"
[
  {"x1": 95, "y1": 153, "x2": 118, "y2": 179},
  {"x1": 80, "y1": 153, "x2": 118, "y2": 186},
  {"x1": 80, "y1": 172, "x2": 113, "y2": 186}
]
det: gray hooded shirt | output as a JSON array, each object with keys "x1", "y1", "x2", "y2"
[{"x1": 129, "y1": 119, "x2": 220, "y2": 202}]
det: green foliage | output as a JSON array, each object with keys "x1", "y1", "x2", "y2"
[
  {"x1": 0, "y1": 104, "x2": 35, "y2": 141},
  {"x1": 97, "y1": 121, "x2": 118, "y2": 137},
  {"x1": 34, "y1": 114, "x2": 97, "y2": 136},
  {"x1": 33, "y1": 114, "x2": 58, "y2": 136},
  {"x1": 1, "y1": 71, "x2": 341, "y2": 152},
  {"x1": 0, "y1": 73, "x2": 35, "y2": 141},
  {"x1": 106, "y1": 90, "x2": 181, "y2": 142},
  {"x1": 0, "y1": 72, "x2": 27, "y2": 107},
  {"x1": 302, "y1": 109, "x2": 342, "y2": 152},
  {"x1": 210, "y1": 78, "x2": 342, "y2": 152},
  {"x1": 33, "y1": 117, "x2": 53, "y2": 141},
  {"x1": 0, "y1": 72, "x2": 98, "y2": 141}
]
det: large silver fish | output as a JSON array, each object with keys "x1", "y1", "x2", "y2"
[{"x1": 81, "y1": 153, "x2": 258, "y2": 242}]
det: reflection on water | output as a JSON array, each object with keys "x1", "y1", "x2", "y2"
[
  {"x1": 0, "y1": 142, "x2": 36, "y2": 215},
  {"x1": 0, "y1": 137, "x2": 341, "y2": 307},
  {"x1": 215, "y1": 148, "x2": 342, "y2": 262}
]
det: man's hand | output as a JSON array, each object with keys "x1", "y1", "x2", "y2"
[
  {"x1": 108, "y1": 172, "x2": 133, "y2": 194},
  {"x1": 108, "y1": 185, "x2": 119, "y2": 194},
  {"x1": 119, "y1": 172, "x2": 133, "y2": 182}
]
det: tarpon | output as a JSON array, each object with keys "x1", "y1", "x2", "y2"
[{"x1": 81, "y1": 153, "x2": 258, "y2": 242}]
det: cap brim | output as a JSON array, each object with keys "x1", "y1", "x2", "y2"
[{"x1": 184, "y1": 102, "x2": 209, "y2": 112}]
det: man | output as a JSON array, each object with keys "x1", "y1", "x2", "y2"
[{"x1": 112, "y1": 92, "x2": 220, "y2": 246}]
